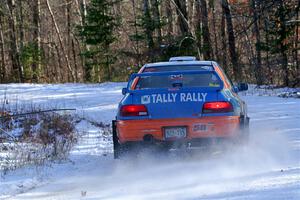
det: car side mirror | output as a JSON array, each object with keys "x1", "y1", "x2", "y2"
[
  {"x1": 233, "y1": 86, "x2": 239, "y2": 93},
  {"x1": 122, "y1": 88, "x2": 128, "y2": 95},
  {"x1": 237, "y1": 83, "x2": 248, "y2": 92}
]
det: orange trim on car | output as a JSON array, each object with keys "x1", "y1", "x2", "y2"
[
  {"x1": 116, "y1": 116, "x2": 240, "y2": 143},
  {"x1": 213, "y1": 64, "x2": 231, "y2": 89},
  {"x1": 130, "y1": 66, "x2": 145, "y2": 90}
]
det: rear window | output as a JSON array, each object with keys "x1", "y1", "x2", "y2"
[
  {"x1": 135, "y1": 73, "x2": 221, "y2": 89},
  {"x1": 143, "y1": 65, "x2": 213, "y2": 72}
]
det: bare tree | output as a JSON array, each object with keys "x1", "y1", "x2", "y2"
[
  {"x1": 251, "y1": 0, "x2": 263, "y2": 85},
  {"x1": 221, "y1": 0, "x2": 241, "y2": 81},
  {"x1": 198, "y1": 0, "x2": 212, "y2": 60},
  {"x1": 295, "y1": 1, "x2": 299, "y2": 86},
  {"x1": 6, "y1": 0, "x2": 24, "y2": 82},
  {"x1": 17, "y1": 0, "x2": 24, "y2": 54},
  {"x1": 210, "y1": 1, "x2": 220, "y2": 62},
  {"x1": 150, "y1": 0, "x2": 162, "y2": 44},
  {"x1": 0, "y1": 0, "x2": 297, "y2": 86},
  {"x1": 278, "y1": 0, "x2": 289, "y2": 86},
  {"x1": 165, "y1": 0, "x2": 174, "y2": 41},
  {"x1": 221, "y1": 5, "x2": 228, "y2": 72},
  {"x1": 143, "y1": 0, "x2": 154, "y2": 60},
  {"x1": 32, "y1": 0, "x2": 41, "y2": 82},
  {"x1": 45, "y1": 0, "x2": 75, "y2": 82},
  {"x1": 0, "y1": 13, "x2": 6, "y2": 82},
  {"x1": 174, "y1": 0, "x2": 189, "y2": 36},
  {"x1": 264, "y1": 16, "x2": 272, "y2": 85}
]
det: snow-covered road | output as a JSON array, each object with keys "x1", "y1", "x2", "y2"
[{"x1": 0, "y1": 83, "x2": 299, "y2": 200}]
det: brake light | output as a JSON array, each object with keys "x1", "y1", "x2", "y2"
[
  {"x1": 203, "y1": 102, "x2": 233, "y2": 113},
  {"x1": 120, "y1": 105, "x2": 148, "y2": 117}
]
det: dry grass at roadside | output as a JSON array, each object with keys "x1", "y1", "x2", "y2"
[{"x1": 0, "y1": 107, "x2": 77, "y2": 174}]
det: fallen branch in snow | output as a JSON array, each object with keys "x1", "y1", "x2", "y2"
[
  {"x1": 0, "y1": 127, "x2": 17, "y2": 140},
  {"x1": 80, "y1": 117, "x2": 110, "y2": 129},
  {"x1": 0, "y1": 108, "x2": 76, "y2": 119}
]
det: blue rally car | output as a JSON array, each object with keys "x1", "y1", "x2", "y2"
[{"x1": 112, "y1": 56, "x2": 249, "y2": 158}]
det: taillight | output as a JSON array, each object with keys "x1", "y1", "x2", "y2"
[
  {"x1": 203, "y1": 102, "x2": 233, "y2": 113},
  {"x1": 120, "y1": 105, "x2": 148, "y2": 117}
]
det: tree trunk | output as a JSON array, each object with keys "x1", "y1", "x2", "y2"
[
  {"x1": 0, "y1": 14, "x2": 6, "y2": 82},
  {"x1": 187, "y1": 0, "x2": 194, "y2": 34},
  {"x1": 74, "y1": 0, "x2": 83, "y2": 26},
  {"x1": 131, "y1": 0, "x2": 141, "y2": 65},
  {"x1": 251, "y1": 0, "x2": 263, "y2": 85},
  {"x1": 150, "y1": 0, "x2": 162, "y2": 44},
  {"x1": 72, "y1": 38, "x2": 79, "y2": 82},
  {"x1": 195, "y1": 0, "x2": 203, "y2": 59},
  {"x1": 143, "y1": 0, "x2": 154, "y2": 61},
  {"x1": 296, "y1": 1, "x2": 299, "y2": 86},
  {"x1": 278, "y1": 0, "x2": 289, "y2": 86},
  {"x1": 17, "y1": 0, "x2": 24, "y2": 55},
  {"x1": 221, "y1": 0, "x2": 241, "y2": 81},
  {"x1": 174, "y1": 0, "x2": 189, "y2": 36},
  {"x1": 54, "y1": 42, "x2": 63, "y2": 82},
  {"x1": 45, "y1": 0, "x2": 75, "y2": 82},
  {"x1": 165, "y1": 0, "x2": 173, "y2": 41},
  {"x1": 221, "y1": 6, "x2": 228, "y2": 72},
  {"x1": 81, "y1": 0, "x2": 88, "y2": 81},
  {"x1": 264, "y1": 17, "x2": 272, "y2": 85},
  {"x1": 6, "y1": 0, "x2": 24, "y2": 82},
  {"x1": 32, "y1": 0, "x2": 41, "y2": 82},
  {"x1": 211, "y1": 2, "x2": 219, "y2": 62},
  {"x1": 66, "y1": 0, "x2": 76, "y2": 81},
  {"x1": 81, "y1": 0, "x2": 87, "y2": 25},
  {"x1": 199, "y1": 0, "x2": 212, "y2": 60},
  {"x1": 75, "y1": 0, "x2": 86, "y2": 81}
]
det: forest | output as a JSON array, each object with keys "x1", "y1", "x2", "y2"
[{"x1": 0, "y1": 0, "x2": 299, "y2": 86}]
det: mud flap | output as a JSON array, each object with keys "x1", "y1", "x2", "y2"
[{"x1": 112, "y1": 120, "x2": 120, "y2": 159}]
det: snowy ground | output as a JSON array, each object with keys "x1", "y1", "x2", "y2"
[{"x1": 0, "y1": 83, "x2": 299, "y2": 200}]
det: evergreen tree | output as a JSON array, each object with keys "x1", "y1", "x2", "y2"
[
  {"x1": 79, "y1": 0, "x2": 117, "y2": 82},
  {"x1": 128, "y1": 0, "x2": 164, "y2": 63},
  {"x1": 260, "y1": 0, "x2": 298, "y2": 86}
]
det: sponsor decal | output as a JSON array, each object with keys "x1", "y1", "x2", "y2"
[
  {"x1": 141, "y1": 92, "x2": 207, "y2": 104},
  {"x1": 193, "y1": 124, "x2": 208, "y2": 132},
  {"x1": 193, "y1": 122, "x2": 214, "y2": 132},
  {"x1": 141, "y1": 95, "x2": 151, "y2": 104}
]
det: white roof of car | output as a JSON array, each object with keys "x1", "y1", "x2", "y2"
[
  {"x1": 144, "y1": 60, "x2": 214, "y2": 68},
  {"x1": 169, "y1": 56, "x2": 197, "y2": 62}
]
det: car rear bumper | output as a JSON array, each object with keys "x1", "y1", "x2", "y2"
[{"x1": 116, "y1": 116, "x2": 241, "y2": 144}]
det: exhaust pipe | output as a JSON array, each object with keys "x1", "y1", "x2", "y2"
[{"x1": 143, "y1": 134, "x2": 154, "y2": 143}]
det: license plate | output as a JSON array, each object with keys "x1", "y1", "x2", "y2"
[{"x1": 164, "y1": 127, "x2": 187, "y2": 139}]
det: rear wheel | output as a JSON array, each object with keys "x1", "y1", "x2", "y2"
[
  {"x1": 112, "y1": 120, "x2": 121, "y2": 159},
  {"x1": 237, "y1": 116, "x2": 250, "y2": 144},
  {"x1": 112, "y1": 121, "x2": 140, "y2": 159}
]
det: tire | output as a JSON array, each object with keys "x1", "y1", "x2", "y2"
[
  {"x1": 238, "y1": 116, "x2": 250, "y2": 144},
  {"x1": 112, "y1": 121, "x2": 136, "y2": 159}
]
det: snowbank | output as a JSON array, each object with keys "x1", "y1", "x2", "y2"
[{"x1": 241, "y1": 84, "x2": 300, "y2": 98}]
